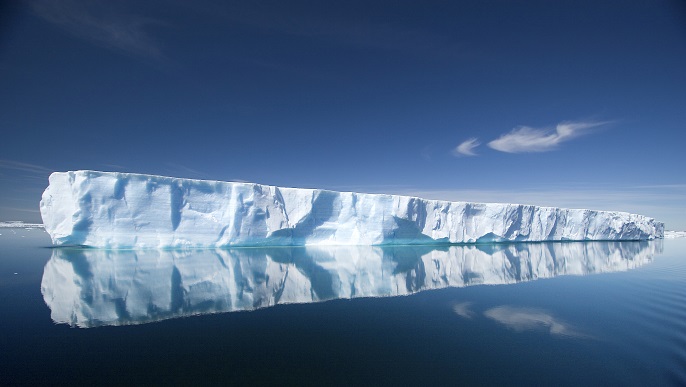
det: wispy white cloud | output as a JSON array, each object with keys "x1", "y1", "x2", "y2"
[
  {"x1": 0, "y1": 206, "x2": 41, "y2": 214},
  {"x1": 488, "y1": 121, "x2": 608, "y2": 153},
  {"x1": 164, "y1": 163, "x2": 209, "y2": 179},
  {"x1": 453, "y1": 138, "x2": 480, "y2": 157},
  {"x1": 99, "y1": 163, "x2": 129, "y2": 171},
  {"x1": 632, "y1": 184, "x2": 686, "y2": 190},
  {"x1": 200, "y1": 2, "x2": 466, "y2": 59},
  {"x1": 420, "y1": 145, "x2": 434, "y2": 160},
  {"x1": 29, "y1": 0, "x2": 165, "y2": 61},
  {"x1": 0, "y1": 159, "x2": 52, "y2": 174},
  {"x1": 484, "y1": 306, "x2": 590, "y2": 338}
]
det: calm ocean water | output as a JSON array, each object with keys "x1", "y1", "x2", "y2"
[{"x1": 1, "y1": 227, "x2": 684, "y2": 386}]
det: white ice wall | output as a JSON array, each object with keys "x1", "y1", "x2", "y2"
[{"x1": 40, "y1": 171, "x2": 663, "y2": 248}]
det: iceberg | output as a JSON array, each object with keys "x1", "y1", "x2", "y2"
[
  {"x1": 41, "y1": 241, "x2": 662, "y2": 327},
  {"x1": 40, "y1": 171, "x2": 663, "y2": 248}
]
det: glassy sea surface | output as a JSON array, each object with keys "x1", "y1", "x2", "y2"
[{"x1": 1, "y1": 228, "x2": 685, "y2": 386}]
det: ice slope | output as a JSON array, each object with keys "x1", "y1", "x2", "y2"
[
  {"x1": 41, "y1": 241, "x2": 662, "y2": 327},
  {"x1": 40, "y1": 171, "x2": 664, "y2": 248}
]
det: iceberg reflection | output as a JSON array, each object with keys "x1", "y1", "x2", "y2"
[{"x1": 41, "y1": 241, "x2": 662, "y2": 328}]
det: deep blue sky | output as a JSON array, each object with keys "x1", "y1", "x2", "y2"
[{"x1": 1, "y1": 0, "x2": 685, "y2": 229}]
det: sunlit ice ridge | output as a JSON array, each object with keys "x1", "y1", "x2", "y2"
[{"x1": 40, "y1": 171, "x2": 663, "y2": 249}]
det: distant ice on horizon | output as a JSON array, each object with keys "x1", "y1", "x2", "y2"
[
  {"x1": 0, "y1": 221, "x2": 44, "y2": 228},
  {"x1": 664, "y1": 231, "x2": 686, "y2": 239}
]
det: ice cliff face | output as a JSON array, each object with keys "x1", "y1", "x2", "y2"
[
  {"x1": 41, "y1": 241, "x2": 662, "y2": 327},
  {"x1": 40, "y1": 171, "x2": 664, "y2": 248}
]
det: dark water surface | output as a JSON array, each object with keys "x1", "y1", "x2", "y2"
[{"x1": 1, "y1": 228, "x2": 684, "y2": 386}]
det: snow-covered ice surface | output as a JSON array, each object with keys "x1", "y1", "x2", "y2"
[
  {"x1": 40, "y1": 171, "x2": 664, "y2": 248},
  {"x1": 41, "y1": 241, "x2": 661, "y2": 327},
  {"x1": 664, "y1": 231, "x2": 686, "y2": 239}
]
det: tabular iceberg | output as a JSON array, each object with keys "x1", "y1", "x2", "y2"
[{"x1": 40, "y1": 171, "x2": 663, "y2": 248}]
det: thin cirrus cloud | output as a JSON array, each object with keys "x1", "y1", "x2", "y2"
[
  {"x1": 453, "y1": 138, "x2": 481, "y2": 156},
  {"x1": 452, "y1": 120, "x2": 609, "y2": 157},
  {"x1": 29, "y1": 0, "x2": 165, "y2": 61},
  {"x1": 0, "y1": 159, "x2": 52, "y2": 174},
  {"x1": 487, "y1": 121, "x2": 608, "y2": 153}
]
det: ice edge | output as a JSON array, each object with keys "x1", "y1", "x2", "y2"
[{"x1": 40, "y1": 170, "x2": 664, "y2": 248}]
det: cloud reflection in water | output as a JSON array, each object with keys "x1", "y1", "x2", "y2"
[
  {"x1": 484, "y1": 306, "x2": 590, "y2": 338},
  {"x1": 453, "y1": 302, "x2": 475, "y2": 319}
]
